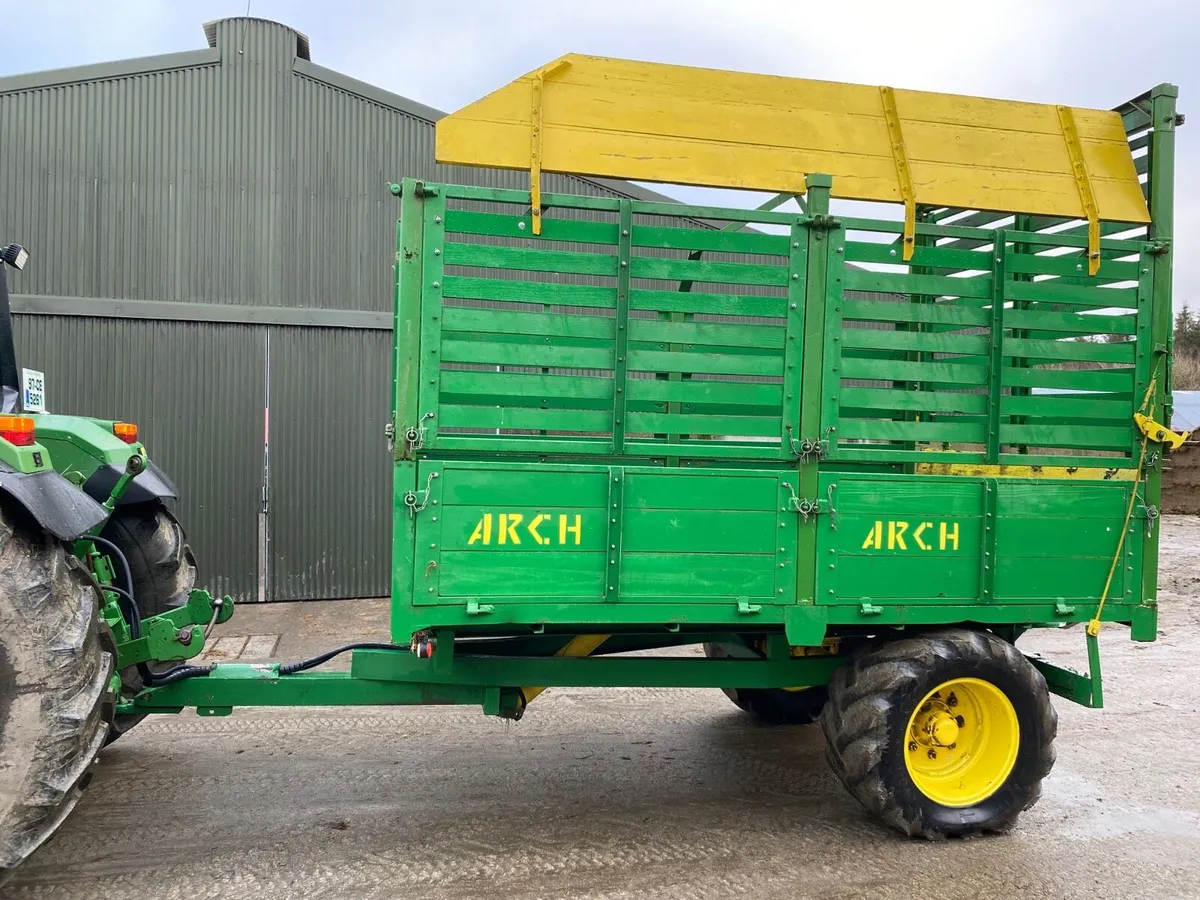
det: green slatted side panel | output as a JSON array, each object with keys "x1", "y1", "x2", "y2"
[
  {"x1": 823, "y1": 217, "x2": 1154, "y2": 468},
  {"x1": 623, "y1": 219, "x2": 792, "y2": 460},
  {"x1": 423, "y1": 185, "x2": 801, "y2": 460}
]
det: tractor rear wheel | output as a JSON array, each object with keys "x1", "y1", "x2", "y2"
[
  {"x1": 0, "y1": 503, "x2": 114, "y2": 885},
  {"x1": 703, "y1": 642, "x2": 828, "y2": 725},
  {"x1": 100, "y1": 503, "x2": 197, "y2": 619},
  {"x1": 99, "y1": 503, "x2": 197, "y2": 745},
  {"x1": 821, "y1": 628, "x2": 1056, "y2": 839}
]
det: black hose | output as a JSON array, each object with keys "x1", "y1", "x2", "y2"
[
  {"x1": 278, "y1": 642, "x2": 403, "y2": 675},
  {"x1": 149, "y1": 663, "x2": 216, "y2": 685},
  {"x1": 86, "y1": 535, "x2": 139, "y2": 636},
  {"x1": 151, "y1": 641, "x2": 408, "y2": 686}
]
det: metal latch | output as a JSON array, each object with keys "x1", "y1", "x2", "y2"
[
  {"x1": 403, "y1": 472, "x2": 438, "y2": 516},
  {"x1": 783, "y1": 483, "x2": 837, "y2": 528},
  {"x1": 1134, "y1": 412, "x2": 1190, "y2": 450},
  {"x1": 786, "y1": 425, "x2": 833, "y2": 462},
  {"x1": 402, "y1": 412, "x2": 436, "y2": 455}
]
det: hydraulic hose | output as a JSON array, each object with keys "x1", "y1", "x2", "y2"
[{"x1": 154, "y1": 642, "x2": 408, "y2": 685}]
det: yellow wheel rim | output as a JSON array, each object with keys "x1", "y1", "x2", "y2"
[{"x1": 903, "y1": 677, "x2": 1019, "y2": 807}]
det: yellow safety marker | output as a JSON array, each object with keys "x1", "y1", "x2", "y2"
[
  {"x1": 436, "y1": 54, "x2": 1150, "y2": 229},
  {"x1": 914, "y1": 461, "x2": 1139, "y2": 481}
]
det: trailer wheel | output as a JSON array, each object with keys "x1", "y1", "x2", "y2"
[
  {"x1": 821, "y1": 628, "x2": 1056, "y2": 839},
  {"x1": 702, "y1": 642, "x2": 828, "y2": 725},
  {"x1": 0, "y1": 504, "x2": 114, "y2": 885},
  {"x1": 99, "y1": 502, "x2": 196, "y2": 745}
]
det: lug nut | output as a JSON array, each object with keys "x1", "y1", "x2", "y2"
[
  {"x1": 955, "y1": 715, "x2": 965, "y2": 727},
  {"x1": 909, "y1": 741, "x2": 918, "y2": 752},
  {"x1": 927, "y1": 749, "x2": 938, "y2": 760},
  {"x1": 947, "y1": 693, "x2": 958, "y2": 707}
]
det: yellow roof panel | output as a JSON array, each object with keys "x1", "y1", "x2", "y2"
[{"x1": 435, "y1": 54, "x2": 1149, "y2": 225}]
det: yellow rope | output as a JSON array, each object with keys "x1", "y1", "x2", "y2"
[{"x1": 1088, "y1": 372, "x2": 1159, "y2": 637}]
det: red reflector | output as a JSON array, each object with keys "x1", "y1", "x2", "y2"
[
  {"x1": 113, "y1": 422, "x2": 138, "y2": 444},
  {"x1": 0, "y1": 415, "x2": 35, "y2": 447}
]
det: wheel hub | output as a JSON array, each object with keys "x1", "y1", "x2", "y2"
[{"x1": 904, "y1": 677, "x2": 1020, "y2": 808}]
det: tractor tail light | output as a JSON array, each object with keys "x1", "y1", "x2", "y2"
[
  {"x1": 113, "y1": 422, "x2": 138, "y2": 444},
  {"x1": 0, "y1": 415, "x2": 35, "y2": 447}
]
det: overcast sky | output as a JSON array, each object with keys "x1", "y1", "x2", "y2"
[{"x1": 3, "y1": 0, "x2": 1197, "y2": 309}]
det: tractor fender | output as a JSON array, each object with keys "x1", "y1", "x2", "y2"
[
  {"x1": 82, "y1": 459, "x2": 178, "y2": 506},
  {"x1": 0, "y1": 463, "x2": 108, "y2": 540}
]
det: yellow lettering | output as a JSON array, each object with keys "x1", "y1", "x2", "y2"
[
  {"x1": 468, "y1": 513, "x2": 492, "y2": 545},
  {"x1": 528, "y1": 513, "x2": 549, "y2": 545},
  {"x1": 913, "y1": 522, "x2": 931, "y2": 551},
  {"x1": 861, "y1": 520, "x2": 882, "y2": 550},
  {"x1": 559, "y1": 514, "x2": 582, "y2": 545},
  {"x1": 887, "y1": 520, "x2": 908, "y2": 551},
  {"x1": 498, "y1": 513, "x2": 522, "y2": 545},
  {"x1": 939, "y1": 521, "x2": 959, "y2": 551}
]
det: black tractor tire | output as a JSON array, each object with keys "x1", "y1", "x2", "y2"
[
  {"x1": 821, "y1": 628, "x2": 1057, "y2": 840},
  {"x1": 98, "y1": 502, "x2": 197, "y2": 745},
  {"x1": 703, "y1": 641, "x2": 829, "y2": 725},
  {"x1": 0, "y1": 503, "x2": 114, "y2": 885},
  {"x1": 100, "y1": 502, "x2": 197, "y2": 619}
]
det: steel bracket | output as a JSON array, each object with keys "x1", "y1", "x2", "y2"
[
  {"x1": 1134, "y1": 411, "x2": 1190, "y2": 450},
  {"x1": 1056, "y1": 104, "x2": 1102, "y2": 275},
  {"x1": 805, "y1": 213, "x2": 841, "y2": 231}
]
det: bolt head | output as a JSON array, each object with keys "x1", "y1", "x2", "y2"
[
  {"x1": 927, "y1": 749, "x2": 937, "y2": 760},
  {"x1": 908, "y1": 741, "x2": 918, "y2": 752}
]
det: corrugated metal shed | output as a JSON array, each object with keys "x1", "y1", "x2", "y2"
[
  {"x1": 0, "y1": 16, "x2": 898, "y2": 602},
  {"x1": 0, "y1": 16, "x2": 746, "y2": 602}
]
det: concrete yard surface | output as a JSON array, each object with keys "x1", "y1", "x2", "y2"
[{"x1": 6, "y1": 517, "x2": 1200, "y2": 900}]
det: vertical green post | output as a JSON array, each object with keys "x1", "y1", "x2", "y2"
[
  {"x1": 415, "y1": 193, "x2": 446, "y2": 440},
  {"x1": 612, "y1": 200, "x2": 632, "y2": 455},
  {"x1": 391, "y1": 178, "x2": 426, "y2": 640},
  {"x1": 1140, "y1": 84, "x2": 1178, "y2": 611},
  {"x1": 795, "y1": 174, "x2": 832, "y2": 608},
  {"x1": 985, "y1": 229, "x2": 1007, "y2": 463},
  {"x1": 394, "y1": 179, "x2": 424, "y2": 455},
  {"x1": 781, "y1": 219, "x2": 808, "y2": 458}
]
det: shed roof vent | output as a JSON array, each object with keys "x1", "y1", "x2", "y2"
[{"x1": 202, "y1": 17, "x2": 311, "y2": 60}]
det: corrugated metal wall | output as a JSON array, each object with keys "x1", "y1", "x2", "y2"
[
  {"x1": 0, "y1": 16, "x2": 727, "y2": 601},
  {"x1": 265, "y1": 326, "x2": 391, "y2": 600},
  {"x1": 11, "y1": 317, "x2": 265, "y2": 600}
]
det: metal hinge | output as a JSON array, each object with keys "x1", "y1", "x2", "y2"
[
  {"x1": 1148, "y1": 239, "x2": 1171, "y2": 255},
  {"x1": 385, "y1": 420, "x2": 396, "y2": 454}
]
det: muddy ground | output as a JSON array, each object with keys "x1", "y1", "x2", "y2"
[{"x1": 5, "y1": 517, "x2": 1200, "y2": 900}]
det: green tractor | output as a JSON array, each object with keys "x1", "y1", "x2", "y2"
[{"x1": 0, "y1": 242, "x2": 208, "y2": 883}]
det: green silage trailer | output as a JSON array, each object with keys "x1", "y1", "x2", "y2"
[{"x1": 0, "y1": 57, "x2": 1187, "y2": 879}]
